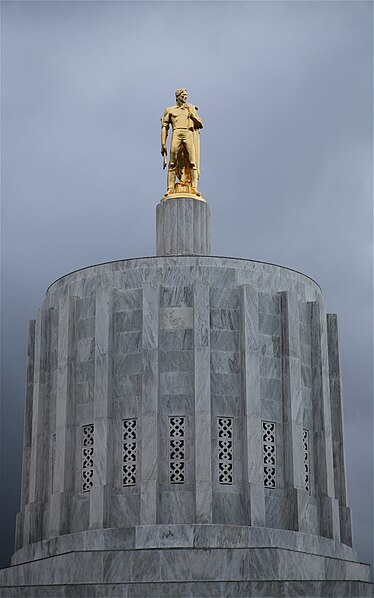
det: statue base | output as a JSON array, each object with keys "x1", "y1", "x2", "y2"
[
  {"x1": 162, "y1": 192, "x2": 206, "y2": 202},
  {"x1": 156, "y1": 196, "x2": 210, "y2": 256},
  {"x1": 163, "y1": 181, "x2": 206, "y2": 202}
]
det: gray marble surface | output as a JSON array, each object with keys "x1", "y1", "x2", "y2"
[
  {"x1": 8, "y1": 253, "x2": 366, "y2": 594},
  {"x1": 156, "y1": 197, "x2": 211, "y2": 256}
]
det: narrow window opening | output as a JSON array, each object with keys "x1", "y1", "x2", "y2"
[
  {"x1": 169, "y1": 416, "x2": 185, "y2": 483},
  {"x1": 122, "y1": 419, "x2": 137, "y2": 486},
  {"x1": 82, "y1": 424, "x2": 94, "y2": 492},
  {"x1": 263, "y1": 421, "x2": 276, "y2": 488},
  {"x1": 218, "y1": 417, "x2": 233, "y2": 484}
]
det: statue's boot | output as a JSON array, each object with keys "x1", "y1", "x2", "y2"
[
  {"x1": 190, "y1": 169, "x2": 201, "y2": 196},
  {"x1": 164, "y1": 170, "x2": 176, "y2": 197}
]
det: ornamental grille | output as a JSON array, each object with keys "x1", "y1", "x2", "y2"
[
  {"x1": 82, "y1": 424, "x2": 94, "y2": 492},
  {"x1": 262, "y1": 421, "x2": 276, "y2": 488},
  {"x1": 169, "y1": 416, "x2": 185, "y2": 483},
  {"x1": 122, "y1": 419, "x2": 137, "y2": 486},
  {"x1": 218, "y1": 417, "x2": 233, "y2": 484},
  {"x1": 303, "y1": 429, "x2": 310, "y2": 492}
]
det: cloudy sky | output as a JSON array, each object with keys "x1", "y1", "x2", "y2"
[{"x1": 1, "y1": 0, "x2": 372, "y2": 573}]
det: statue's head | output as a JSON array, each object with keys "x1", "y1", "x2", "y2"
[{"x1": 175, "y1": 88, "x2": 188, "y2": 103}]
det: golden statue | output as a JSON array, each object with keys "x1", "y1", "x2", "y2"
[{"x1": 161, "y1": 89, "x2": 204, "y2": 199}]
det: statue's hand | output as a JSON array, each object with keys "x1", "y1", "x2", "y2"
[{"x1": 161, "y1": 145, "x2": 167, "y2": 156}]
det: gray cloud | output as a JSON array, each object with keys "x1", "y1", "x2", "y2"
[{"x1": 1, "y1": 0, "x2": 372, "y2": 573}]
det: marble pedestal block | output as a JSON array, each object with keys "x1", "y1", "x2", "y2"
[
  {"x1": 156, "y1": 197, "x2": 211, "y2": 256},
  {"x1": 0, "y1": 524, "x2": 373, "y2": 597},
  {"x1": 1, "y1": 254, "x2": 372, "y2": 597}
]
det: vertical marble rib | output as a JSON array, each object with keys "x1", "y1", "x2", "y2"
[
  {"x1": 50, "y1": 296, "x2": 77, "y2": 536},
  {"x1": 280, "y1": 292, "x2": 306, "y2": 531},
  {"x1": 327, "y1": 313, "x2": 352, "y2": 546},
  {"x1": 26, "y1": 307, "x2": 50, "y2": 544},
  {"x1": 140, "y1": 284, "x2": 160, "y2": 524},
  {"x1": 15, "y1": 320, "x2": 36, "y2": 550},
  {"x1": 156, "y1": 203, "x2": 163, "y2": 257},
  {"x1": 177, "y1": 199, "x2": 193, "y2": 254},
  {"x1": 89, "y1": 290, "x2": 114, "y2": 529},
  {"x1": 195, "y1": 200, "x2": 207, "y2": 255},
  {"x1": 194, "y1": 282, "x2": 212, "y2": 523},
  {"x1": 240, "y1": 285, "x2": 265, "y2": 526},
  {"x1": 310, "y1": 301, "x2": 340, "y2": 541}
]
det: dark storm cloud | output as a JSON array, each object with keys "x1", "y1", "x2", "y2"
[{"x1": 1, "y1": 0, "x2": 372, "y2": 572}]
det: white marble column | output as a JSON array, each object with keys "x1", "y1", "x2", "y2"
[
  {"x1": 89, "y1": 290, "x2": 114, "y2": 529},
  {"x1": 140, "y1": 283, "x2": 160, "y2": 524},
  {"x1": 16, "y1": 320, "x2": 35, "y2": 550},
  {"x1": 310, "y1": 301, "x2": 340, "y2": 541},
  {"x1": 240, "y1": 284, "x2": 266, "y2": 526},
  {"x1": 49, "y1": 296, "x2": 77, "y2": 536},
  {"x1": 327, "y1": 313, "x2": 352, "y2": 546},
  {"x1": 156, "y1": 198, "x2": 211, "y2": 256},
  {"x1": 194, "y1": 283, "x2": 212, "y2": 523},
  {"x1": 280, "y1": 292, "x2": 308, "y2": 532}
]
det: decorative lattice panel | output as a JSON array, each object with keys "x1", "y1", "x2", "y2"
[
  {"x1": 218, "y1": 417, "x2": 233, "y2": 484},
  {"x1": 169, "y1": 416, "x2": 185, "y2": 483},
  {"x1": 82, "y1": 424, "x2": 94, "y2": 492},
  {"x1": 303, "y1": 429, "x2": 310, "y2": 492},
  {"x1": 263, "y1": 421, "x2": 276, "y2": 488},
  {"x1": 122, "y1": 419, "x2": 137, "y2": 486}
]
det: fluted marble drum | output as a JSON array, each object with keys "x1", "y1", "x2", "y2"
[{"x1": 1, "y1": 198, "x2": 372, "y2": 597}]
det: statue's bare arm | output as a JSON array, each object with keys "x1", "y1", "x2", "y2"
[{"x1": 161, "y1": 109, "x2": 170, "y2": 156}]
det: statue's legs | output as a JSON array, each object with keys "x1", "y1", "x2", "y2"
[
  {"x1": 164, "y1": 132, "x2": 181, "y2": 196},
  {"x1": 190, "y1": 168, "x2": 200, "y2": 195},
  {"x1": 179, "y1": 130, "x2": 199, "y2": 195},
  {"x1": 166, "y1": 130, "x2": 199, "y2": 196},
  {"x1": 165, "y1": 169, "x2": 176, "y2": 196}
]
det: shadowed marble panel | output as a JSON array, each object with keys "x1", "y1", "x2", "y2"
[
  {"x1": 76, "y1": 296, "x2": 96, "y2": 319},
  {"x1": 265, "y1": 491, "x2": 288, "y2": 530},
  {"x1": 159, "y1": 491, "x2": 195, "y2": 524},
  {"x1": 259, "y1": 334, "x2": 281, "y2": 358},
  {"x1": 160, "y1": 329, "x2": 193, "y2": 351},
  {"x1": 259, "y1": 292, "x2": 281, "y2": 316},
  {"x1": 113, "y1": 374, "x2": 142, "y2": 399},
  {"x1": 210, "y1": 372, "x2": 241, "y2": 396},
  {"x1": 212, "y1": 493, "x2": 245, "y2": 525},
  {"x1": 260, "y1": 378, "x2": 282, "y2": 402},
  {"x1": 210, "y1": 287, "x2": 240, "y2": 309},
  {"x1": 260, "y1": 355, "x2": 281, "y2": 379},
  {"x1": 259, "y1": 313, "x2": 281, "y2": 336},
  {"x1": 160, "y1": 286, "x2": 193, "y2": 308},
  {"x1": 210, "y1": 351, "x2": 240, "y2": 374},
  {"x1": 70, "y1": 497, "x2": 89, "y2": 533},
  {"x1": 113, "y1": 353, "x2": 142, "y2": 377},
  {"x1": 110, "y1": 495, "x2": 140, "y2": 529},
  {"x1": 114, "y1": 288, "x2": 142, "y2": 311},
  {"x1": 114, "y1": 310, "x2": 142, "y2": 333},
  {"x1": 210, "y1": 330, "x2": 239, "y2": 351},
  {"x1": 159, "y1": 394, "x2": 194, "y2": 415},
  {"x1": 114, "y1": 331, "x2": 142, "y2": 354},
  {"x1": 210, "y1": 308, "x2": 239, "y2": 331},
  {"x1": 160, "y1": 350, "x2": 193, "y2": 372},
  {"x1": 160, "y1": 372, "x2": 193, "y2": 395}
]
